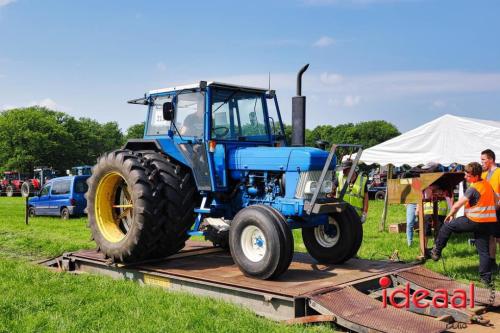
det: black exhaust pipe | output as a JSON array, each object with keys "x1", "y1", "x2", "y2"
[{"x1": 291, "y1": 64, "x2": 309, "y2": 147}]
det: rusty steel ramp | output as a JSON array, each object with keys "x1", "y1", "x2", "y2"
[
  {"x1": 395, "y1": 266, "x2": 500, "y2": 307},
  {"x1": 42, "y1": 241, "x2": 500, "y2": 333},
  {"x1": 309, "y1": 287, "x2": 447, "y2": 333}
]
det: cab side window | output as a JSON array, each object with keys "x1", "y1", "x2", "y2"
[
  {"x1": 40, "y1": 184, "x2": 51, "y2": 196},
  {"x1": 51, "y1": 180, "x2": 71, "y2": 195}
]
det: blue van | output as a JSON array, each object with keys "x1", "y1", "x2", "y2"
[{"x1": 28, "y1": 175, "x2": 90, "y2": 219}]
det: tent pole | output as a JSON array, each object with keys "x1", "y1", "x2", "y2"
[
  {"x1": 379, "y1": 164, "x2": 392, "y2": 232},
  {"x1": 417, "y1": 192, "x2": 426, "y2": 260}
]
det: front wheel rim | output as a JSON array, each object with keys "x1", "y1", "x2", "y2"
[
  {"x1": 240, "y1": 225, "x2": 267, "y2": 262},
  {"x1": 314, "y1": 220, "x2": 340, "y2": 248},
  {"x1": 95, "y1": 172, "x2": 134, "y2": 243}
]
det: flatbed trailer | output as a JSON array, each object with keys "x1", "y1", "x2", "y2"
[{"x1": 41, "y1": 241, "x2": 500, "y2": 333}]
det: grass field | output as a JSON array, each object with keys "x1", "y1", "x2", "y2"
[{"x1": 0, "y1": 197, "x2": 498, "y2": 332}]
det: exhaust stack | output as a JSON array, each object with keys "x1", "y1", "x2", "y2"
[{"x1": 291, "y1": 64, "x2": 309, "y2": 147}]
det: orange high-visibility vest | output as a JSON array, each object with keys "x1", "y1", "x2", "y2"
[
  {"x1": 482, "y1": 168, "x2": 500, "y2": 207},
  {"x1": 465, "y1": 180, "x2": 497, "y2": 223}
]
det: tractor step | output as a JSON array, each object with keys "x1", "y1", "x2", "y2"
[{"x1": 41, "y1": 241, "x2": 500, "y2": 333}]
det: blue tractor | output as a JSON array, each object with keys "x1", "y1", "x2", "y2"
[{"x1": 86, "y1": 65, "x2": 363, "y2": 279}]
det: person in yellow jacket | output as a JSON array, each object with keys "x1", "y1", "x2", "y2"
[
  {"x1": 335, "y1": 159, "x2": 369, "y2": 223},
  {"x1": 480, "y1": 149, "x2": 500, "y2": 271},
  {"x1": 431, "y1": 162, "x2": 498, "y2": 285},
  {"x1": 423, "y1": 199, "x2": 449, "y2": 230}
]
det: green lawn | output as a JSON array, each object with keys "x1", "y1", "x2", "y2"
[{"x1": 0, "y1": 197, "x2": 497, "y2": 332}]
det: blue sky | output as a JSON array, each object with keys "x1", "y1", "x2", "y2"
[{"x1": 1, "y1": 0, "x2": 499, "y2": 132}]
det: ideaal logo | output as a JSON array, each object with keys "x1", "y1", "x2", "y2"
[{"x1": 379, "y1": 276, "x2": 475, "y2": 309}]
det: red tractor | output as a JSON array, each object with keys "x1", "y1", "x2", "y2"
[
  {"x1": 1, "y1": 171, "x2": 25, "y2": 197},
  {"x1": 20, "y1": 167, "x2": 58, "y2": 197}
]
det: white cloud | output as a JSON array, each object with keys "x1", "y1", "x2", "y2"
[
  {"x1": 320, "y1": 72, "x2": 343, "y2": 85},
  {"x1": 206, "y1": 69, "x2": 500, "y2": 129},
  {"x1": 0, "y1": 0, "x2": 16, "y2": 7},
  {"x1": 327, "y1": 98, "x2": 339, "y2": 107},
  {"x1": 210, "y1": 70, "x2": 500, "y2": 97},
  {"x1": 29, "y1": 98, "x2": 59, "y2": 109},
  {"x1": 343, "y1": 95, "x2": 361, "y2": 107},
  {"x1": 431, "y1": 100, "x2": 447, "y2": 109},
  {"x1": 1, "y1": 104, "x2": 17, "y2": 110},
  {"x1": 156, "y1": 62, "x2": 167, "y2": 72},
  {"x1": 313, "y1": 36, "x2": 335, "y2": 48},
  {"x1": 1, "y1": 98, "x2": 60, "y2": 111}
]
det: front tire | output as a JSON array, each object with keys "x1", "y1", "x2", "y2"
[
  {"x1": 229, "y1": 206, "x2": 292, "y2": 279},
  {"x1": 86, "y1": 150, "x2": 198, "y2": 263},
  {"x1": 60, "y1": 207, "x2": 70, "y2": 220},
  {"x1": 28, "y1": 206, "x2": 36, "y2": 218},
  {"x1": 302, "y1": 205, "x2": 362, "y2": 264},
  {"x1": 252, "y1": 205, "x2": 294, "y2": 277}
]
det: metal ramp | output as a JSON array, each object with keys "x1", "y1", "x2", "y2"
[
  {"x1": 309, "y1": 286, "x2": 447, "y2": 333},
  {"x1": 40, "y1": 241, "x2": 500, "y2": 333},
  {"x1": 395, "y1": 266, "x2": 500, "y2": 307}
]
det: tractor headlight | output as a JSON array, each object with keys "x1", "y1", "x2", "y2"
[
  {"x1": 304, "y1": 180, "x2": 333, "y2": 194},
  {"x1": 322, "y1": 180, "x2": 333, "y2": 193},
  {"x1": 304, "y1": 181, "x2": 318, "y2": 194}
]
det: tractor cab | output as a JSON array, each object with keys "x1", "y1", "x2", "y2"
[
  {"x1": 2, "y1": 171, "x2": 21, "y2": 183},
  {"x1": 140, "y1": 82, "x2": 285, "y2": 144},
  {"x1": 129, "y1": 82, "x2": 287, "y2": 192},
  {"x1": 70, "y1": 165, "x2": 92, "y2": 176},
  {"x1": 33, "y1": 167, "x2": 58, "y2": 187}
]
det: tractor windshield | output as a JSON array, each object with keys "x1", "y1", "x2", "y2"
[{"x1": 211, "y1": 89, "x2": 269, "y2": 142}]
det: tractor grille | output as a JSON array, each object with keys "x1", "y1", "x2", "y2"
[{"x1": 295, "y1": 170, "x2": 333, "y2": 199}]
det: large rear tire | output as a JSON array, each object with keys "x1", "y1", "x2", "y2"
[
  {"x1": 86, "y1": 150, "x2": 198, "y2": 263},
  {"x1": 229, "y1": 206, "x2": 292, "y2": 279},
  {"x1": 21, "y1": 181, "x2": 34, "y2": 197},
  {"x1": 302, "y1": 204, "x2": 362, "y2": 264}
]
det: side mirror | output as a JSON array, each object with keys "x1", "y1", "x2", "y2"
[{"x1": 163, "y1": 102, "x2": 174, "y2": 121}]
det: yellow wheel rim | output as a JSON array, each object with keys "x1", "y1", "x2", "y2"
[{"x1": 95, "y1": 172, "x2": 134, "y2": 243}]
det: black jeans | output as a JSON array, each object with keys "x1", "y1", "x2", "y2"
[{"x1": 434, "y1": 216, "x2": 495, "y2": 283}]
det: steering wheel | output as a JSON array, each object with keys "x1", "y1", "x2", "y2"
[{"x1": 213, "y1": 126, "x2": 229, "y2": 138}]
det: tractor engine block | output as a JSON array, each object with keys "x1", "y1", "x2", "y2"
[{"x1": 239, "y1": 171, "x2": 284, "y2": 207}]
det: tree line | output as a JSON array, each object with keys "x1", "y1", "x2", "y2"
[
  {"x1": 0, "y1": 107, "x2": 144, "y2": 173},
  {"x1": 0, "y1": 107, "x2": 399, "y2": 174}
]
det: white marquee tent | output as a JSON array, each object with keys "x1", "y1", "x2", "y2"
[{"x1": 359, "y1": 114, "x2": 500, "y2": 167}]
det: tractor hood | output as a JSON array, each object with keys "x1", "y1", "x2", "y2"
[{"x1": 227, "y1": 146, "x2": 335, "y2": 172}]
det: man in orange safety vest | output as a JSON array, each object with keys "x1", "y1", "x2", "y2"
[
  {"x1": 480, "y1": 149, "x2": 500, "y2": 272},
  {"x1": 431, "y1": 162, "x2": 498, "y2": 285}
]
